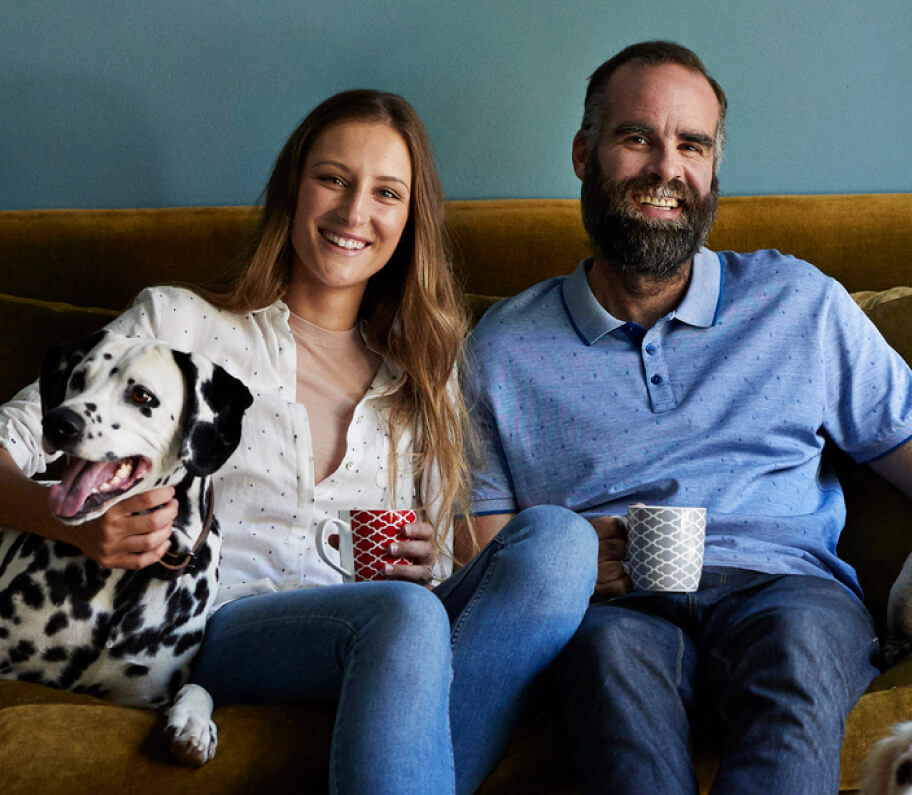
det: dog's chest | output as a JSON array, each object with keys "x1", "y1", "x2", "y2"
[{"x1": 0, "y1": 531, "x2": 218, "y2": 707}]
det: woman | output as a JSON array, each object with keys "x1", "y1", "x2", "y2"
[{"x1": 0, "y1": 90, "x2": 597, "y2": 794}]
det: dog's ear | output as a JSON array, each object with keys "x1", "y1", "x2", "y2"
[
  {"x1": 40, "y1": 329, "x2": 109, "y2": 415},
  {"x1": 172, "y1": 350, "x2": 253, "y2": 476}
]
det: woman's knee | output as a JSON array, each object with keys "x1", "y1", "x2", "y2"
[
  {"x1": 508, "y1": 505, "x2": 597, "y2": 561},
  {"x1": 498, "y1": 505, "x2": 598, "y2": 593},
  {"x1": 365, "y1": 581, "x2": 451, "y2": 643}
]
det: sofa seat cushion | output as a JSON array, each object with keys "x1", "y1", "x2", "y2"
[{"x1": 0, "y1": 680, "x2": 334, "y2": 794}]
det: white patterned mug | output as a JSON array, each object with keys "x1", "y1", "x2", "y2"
[
  {"x1": 620, "y1": 505, "x2": 706, "y2": 592},
  {"x1": 316, "y1": 509, "x2": 415, "y2": 582}
]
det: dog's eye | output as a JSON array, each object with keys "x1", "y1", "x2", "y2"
[
  {"x1": 70, "y1": 370, "x2": 85, "y2": 392},
  {"x1": 130, "y1": 386, "x2": 155, "y2": 405}
]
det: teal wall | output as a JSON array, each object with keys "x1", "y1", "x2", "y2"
[{"x1": 2, "y1": 0, "x2": 909, "y2": 209}]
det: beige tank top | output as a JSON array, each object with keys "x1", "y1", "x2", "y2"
[{"x1": 287, "y1": 311, "x2": 382, "y2": 484}]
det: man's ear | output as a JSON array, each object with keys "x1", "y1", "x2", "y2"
[{"x1": 572, "y1": 131, "x2": 590, "y2": 181}]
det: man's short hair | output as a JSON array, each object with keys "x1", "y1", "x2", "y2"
[{"x1": 579, "y1": 41, "x2": 728, "y2": 170}]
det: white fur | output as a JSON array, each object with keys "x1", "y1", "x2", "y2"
[
  {"x1": 861, "y1": 722, "x2": 912, "y2": 795},
  {"x1": 165, "y1": 683, "x2": 218, "y2": 766}
]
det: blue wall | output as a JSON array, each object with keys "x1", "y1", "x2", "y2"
[{"x1": 2, "y1": 0, "x2": 909, "y2": 209}]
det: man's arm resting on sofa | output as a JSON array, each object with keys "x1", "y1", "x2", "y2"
[
  {"x1": 867, "y1": 439, "x2": 912, "y2": 499},
  {"x1": 0, "y1": 445, "x2": 175, "y2": 569}
]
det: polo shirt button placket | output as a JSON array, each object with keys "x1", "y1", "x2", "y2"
[{"x1": 642, "y1": 336, "x2": 676, "y2": 412}]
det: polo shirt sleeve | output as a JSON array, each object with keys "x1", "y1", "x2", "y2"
[
  {"x1": 463, "y1": 327, "x2": 520, "y2": 517},
  {"x1": 822, "y1": 280, "x2": 912, "y2": 463}
]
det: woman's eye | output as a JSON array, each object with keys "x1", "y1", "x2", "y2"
[{"x1": 378, "y1": 188, "x2": 401, "y2": 200}]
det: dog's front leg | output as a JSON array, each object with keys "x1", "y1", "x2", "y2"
[
  {"x1": 885, "y1": 553, "x2": 912, "y2": 667},
  {"x1": 164, "y1": 683, "x2": 218, "y2": 766}
]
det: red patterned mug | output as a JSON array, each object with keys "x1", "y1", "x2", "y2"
[{"x1": 316, "y1": 509, "x2": 415, "y2": 582}]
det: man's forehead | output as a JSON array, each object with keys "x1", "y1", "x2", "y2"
[{"x1": 601, "y1": 62, "x2": 720, "y2": 134}]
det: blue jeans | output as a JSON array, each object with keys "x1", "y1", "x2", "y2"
[
  {"x1": 557, "y1": 568, "x2": 880, "y2": 795},
  {"x1": 192, "y1": 505, "x2": 597, "y2": 795}
]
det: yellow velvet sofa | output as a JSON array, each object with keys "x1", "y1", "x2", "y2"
[{"x1": 1, "y1": 195, "x2": 912, "y2": 794}]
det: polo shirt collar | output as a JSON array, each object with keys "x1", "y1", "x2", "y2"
[{"x1": 561, "y1": 248, "x2": 721, "y2": 345}]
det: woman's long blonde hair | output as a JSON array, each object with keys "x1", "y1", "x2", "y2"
[{"x1": 198, "y1": 90, "x2": 474, "y2": 556}]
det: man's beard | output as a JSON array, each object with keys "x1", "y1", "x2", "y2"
[{"x1": 580, "y1": 156, "x2": 719, "y2": 281}]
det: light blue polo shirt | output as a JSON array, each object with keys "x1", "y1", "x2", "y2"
[{"x1": 466, "y1": 248, "x2": 912, "y2": 598}]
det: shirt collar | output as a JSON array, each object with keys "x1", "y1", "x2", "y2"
[{"x1": 561, "y1": 248, "x2": 721, "y2": 345}]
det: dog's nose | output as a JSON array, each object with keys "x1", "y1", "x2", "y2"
[{"x1": 43, "y1": 407, "x2": 86, "y2": 447}]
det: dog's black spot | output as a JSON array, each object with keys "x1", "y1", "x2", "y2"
[
  {"x1": 73, "y1": 682, "x2": 108, "y2": 700},
  {"x1": 125, "y1": 664, "x2": 149, "y2": 678},
  {"x1": 42, "y1": 647, "x2": 69, "y2": 663},
  {"x1": 127, "y1": 378, "x2": 135, "y2": 386},
  {"x1": 899, "y1": 760, "x2": 912, "y2": 786},
  {"x1": 46, "y1": 560, "x2": 110, "y2": 611},
  {"x1": 86, "y1": 403, "x2": 97, "y2": 412},
  {"x1": 175, "y1": 629, "x2": 204, "y2": 656},
  {"x1": 23, "y1": 539, "x2": 50, "y2": 573},
  {"x1": 111, "y1": 423, "x2": 121, "y2": 430},
  {"x1": 15, "y1": 669, "x2": 48, "y2": 685},
  {"x1": 4, "y1": 573, "x2": 45, "y2": 612},
  {"x1": 140, "y1": 407, "x2": 152, "y2": 418},
  {"x1": 45, "y1": 611, "x2": 69, "y2": 635},
  {"x1": 193, "y1": 577, "x2": 210, "y2": 614},
  {"x1": 110, "y1": 368, "x2": 119, "y2": 376},
  {"x1": 9, "y1": 640, "x2": 36, "y2": 663},
  {"x1": 0, "y1": 626, "x2": 8, "y2": 639},
  {"x1": 52, "y1": 541, "x2": 82, "y2": 558},
  {"x1": 103, "y1": 353, "x2": 112, "y2": 360},
  {"x1": 87, "y1": 432, "x2": 94, "y2": 440}
]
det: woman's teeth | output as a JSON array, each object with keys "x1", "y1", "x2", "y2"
[{"x1": 322, "y1": 231, "x2": 367, "y2": 250}]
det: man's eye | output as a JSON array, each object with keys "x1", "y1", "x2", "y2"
[{"x1": 130, "y1": 386, "x2": 154, "y2": 404}]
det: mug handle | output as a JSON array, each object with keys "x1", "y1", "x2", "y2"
[
  {"x1": 615, "y1": 514, "x2": 631, "y2": 568},
  {"x1": 316, "y1": 517, "x2": 355, "y2": 582}
]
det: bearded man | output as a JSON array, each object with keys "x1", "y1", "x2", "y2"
[{"x1": 463, "y1": 41, "x2": 912, "y2": 794}]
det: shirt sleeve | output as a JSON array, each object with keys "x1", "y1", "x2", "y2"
[
  {"x1": 821, "y1": 279, "x2": 912, "y2": 462},
  {"x1": 463, "y1": 330, "x2": 520, "y2": 516}
]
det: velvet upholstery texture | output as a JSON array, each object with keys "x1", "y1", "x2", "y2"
[{"x1": 1, "y1": 196, "x2": 911, "y2": 794}]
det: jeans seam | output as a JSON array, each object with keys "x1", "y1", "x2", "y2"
[
  {"x1": 329, "y1": 621, "x2": 360, "y2": 795},
  {"x1": 449, "y1": 538, "x2": 502, "y2": 648}
]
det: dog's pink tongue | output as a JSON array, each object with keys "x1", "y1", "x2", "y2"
[{"x1": 48, "y1": 459, "x2": 119, "y2": 517}]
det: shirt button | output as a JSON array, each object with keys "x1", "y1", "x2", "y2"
[
  {"x1": 651, "y1": 374, "x2": 663, "y2": 385},
  {"x1": 345, "y1": 462, "x2": 355, "y2": 471},
  {"x1": 645, "y1": 344, "x2": 656, "y2": 355}
]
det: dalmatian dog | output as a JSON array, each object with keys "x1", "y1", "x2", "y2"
[{"x1": 0, "y1": 329, "x2": 252, "y2": 764}]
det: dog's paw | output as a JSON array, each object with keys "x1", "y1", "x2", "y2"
[{"x1": 164, "y1": 684, "x2": 218, "y2": 766}]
